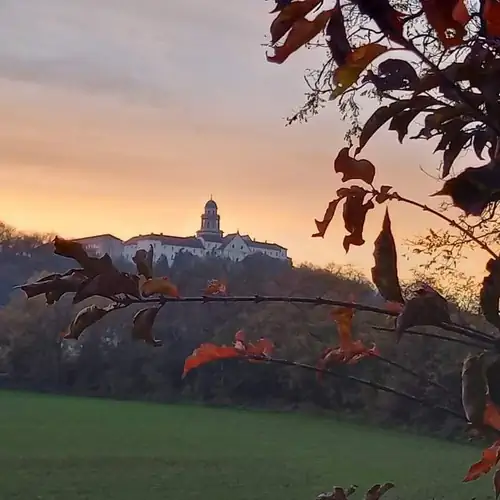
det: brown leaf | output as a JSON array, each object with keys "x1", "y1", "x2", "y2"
[
  {"x1": 388, "y1": 110, "x2": 421, "y2": 143},
  {"x1": 352, "y1": 0, "x2": 405, "y2": 43},
  {"x1": 473, "y1": 128, "x2": 495, "y2": 161},
  {"x1": 335, "y1": 147, "x2": 375, "y2": 184},
  {"x1": 64, "y1": 303, "x2": 119, "y2": 340},
  {"x1": 364, "y1": 482, "x2": 395, "y2": 500},
  {"x1": 269, "y1": 0, "x2": 322, "y2": 45},
  {"x1": 375, "y1": 185, "x2": 393, "y2": 204},
  {"x1": 325, "y1": 1, "x2": 351, "y2": 66},
  {"x1": 462, "y1": 352, "x2": 488, "y2": 430},
  {"x1": 331, "y1": 44, "x2": 389, "y2": 99},
  {"x1": 73, "y1": 271, "x2": 140, "y2": 304},
  {"x1": 312, "y1": 198, "x2": 342, "y2": 238},
  {"x1": 267, "y1": 9, "x2": 332, "y2": 64},
  {"x1": 481, "y1": 258, "x2": 500, "y2": 331},
  {"x1": 432, "y1": 161, "x2": 500, "y2": 216},
  {"x1": 269, "y1": 0, "x2": 293, "y2": 14},
  {"x1": 395, "y1": 284, "x2": 450, "y2": 342},
  {"x1": 133, "y1": 246, "x2": 154, "y2": 279},
  {"x1": 204, "y1": 279, "x2": 227, "y2": 295},
  {"x1": 371, "y1": 209, "x2": 403, "y2": 304},
  {"x1": 421, "y1": 0, "x2": 470, "y2": 49},
  {"x1": 141, "y1": 277, "x2": 180, "y2": 298},
  {"x1": 132, "y1": 306, "x2": 163, "y2": 346},
  {"x1": 342, "y1": 191, "x2": 374, "y2": 252}
]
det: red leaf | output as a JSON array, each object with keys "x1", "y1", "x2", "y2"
[
  {"x1": 204, "y1": 279, "x2": 227, "y2": 295},
  {"x1": 269, "y1": 0, "x2": 322, "y2": 45},
  {"x1": 182, "y1": 344, "x2": 241, "y2": 377},
  {"x1": 464, "y1": 440, "x2": 500, "y2": 482},
  {"x1": 484, "y1": 400, "x2": 500, "y2": 431},
  {"x1": 421, "y1": 0, "x2": 470, "y2": 49},
  {"x1": 267, "y1": 9, "x2": 333, "y2": 64},
  {"x1": 485, "y1": 0, "x2": 500, "y2": 37}
]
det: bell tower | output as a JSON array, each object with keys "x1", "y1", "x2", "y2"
[{"x1": 196, "y1": 196, "x2": 223, "y2": 238}]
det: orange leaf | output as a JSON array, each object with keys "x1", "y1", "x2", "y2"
[
  {"x1": 141, "y1": 277, "x2": 180, "y2": 298},
  {"x1": 421, "y1": 0, "x2": 470, "y2": 49},
  {"x1": 334, "y1": 147, "x2": 376, "y2": 185},
  {"x1": 248, "y1": 338, "x2": 275, "y2": 363},
  {"x1": 464, "y1": 440, "x2": 500, "y2": 482},
  {"x1": 331, "y1": 305, "x2": 355, "y2": 351},
  {"x1": 182, "y1": 344, "x2": 241, "y2": 377},
  {"x1": 485, "y1": 400, "x2": 500, "y2": 431},
  {"x1": 485, "y1": 0, "x2": 500, "y2": 37},
  {"x1": 331, "y1": 43, "x2": 389, "y2": 99},
  {"x1": 267, "y1": 9, "x2": 333, "y2": 64},
  {"x1": 269, "y1": 0, "x2": 322, "y2": 45},
  {"x1": 204, "y1": 279, "x2": 227, "y2": 295}
]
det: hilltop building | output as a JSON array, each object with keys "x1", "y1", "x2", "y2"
[{"x1": 73, "y1": 198, "x2": 288, "y2": 266}]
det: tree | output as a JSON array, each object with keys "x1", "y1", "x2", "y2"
[{"x1": 13, "y1": 1, "x2": 500, "y2": 496}]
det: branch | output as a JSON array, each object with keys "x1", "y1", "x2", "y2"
[
  {"x1": 116, "y1": 295, "x2": 496, "y2": 344},
  {"x1": 249, "y1": 355, "x2": 465, "y2": 421}
]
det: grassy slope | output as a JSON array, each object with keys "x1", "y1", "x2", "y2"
[{"x1": 0, "y1": 391, "x2": 491, "y2": 500}]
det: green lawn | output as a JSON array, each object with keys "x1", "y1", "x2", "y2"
[{"x1": 0, "y1": 391, "x2": 492, "y2": 500}]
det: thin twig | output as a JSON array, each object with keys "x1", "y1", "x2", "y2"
[{"x1": 248, "y1": 355, "x2": 465, "y2": 421}]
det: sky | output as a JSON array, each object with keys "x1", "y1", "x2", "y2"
[{"x1": 0, "y1": 0, "x2": 487, "y2": 278}]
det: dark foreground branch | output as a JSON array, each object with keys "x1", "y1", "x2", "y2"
[{"x1": 119, "y1": 295, "x2": 496, "y2": 344}]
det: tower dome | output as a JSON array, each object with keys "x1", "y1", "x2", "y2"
[
  {"x1": 196, "y1": 197, "x2": 223, "y2": 238},
  {"x1": 205, "y1": 199, "x2": 217, "y2": 210}
]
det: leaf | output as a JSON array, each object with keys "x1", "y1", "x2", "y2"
[
  {"x1": 441, "y1": 130, "x2": 470, "y2": 177},
  {"x1": 269, "y1": 0, "x2": 322, "y2": 45},
  {"x1": 182, "y1": 344, "x2": 241, "y2": 378},
  {"x1": 485, "y1": 0, "x2": 500, "y2": 37},
  {"x1": 421, "y1": 0, "x2": 470, "y2": 49},
  {"x1": 473, "y1": 128, "x2": 495, "y2": 161},
  {"x1": 481, "y1": 258, "x2": 500, "y2": 331},
  {"x1": 364, "y1": 482, "x2": 395, "y2": 500},
  {"x1": 141, "y1": 277, "x2": 180, "y2": 298},
  {"x1": 132, "y1": 246, "x2": 154, "y2": 279},
  {"x1": 269, "y1": 0, "x2": 293, "y2": 14},
  {"x1": 342, "y1": 191, "x2": 375, "y2": 252},
  {"x1": 267, "y1": 8, "x2": 332, "y2": 64},
  {"x1": 204, "y1": 279, "x2": 227, "y2": 295},
  {"x1": 375, "y1": 185, "x2": 393, "y2": 204},
  {"x1": 73, "y1": 271, "x2": 140, "y2": 304},
  {"x1": 371, "y1": 209, "x2": 404, "y2": 304},
  {"x1": 352, "y1": 0, "x2": 405, "y2": 43},
  {"x1": 395, "y1": 284, "x2": 450, "y2": 342},
  {"x1": 431, "y1": 161, "x2": 500, "y2": 216},
  {"x1": 356, "y1": 96, "x2": 438, "y2": 154},
  {"x1": 463, "y1": 440, "x2": 500, "y2": 482},
  {"x1": 132, "y1": 306, "x2": 162, "y2": 346},
  {"x1": 15, "y1": 270, "x2": 87, "y2": 304},
  {"x1": 331, "y1": 44, "x2": 390, "y2": 99},
  {"x1": 388, "y1": 109, "x2": 421, "y2": 143},
  {"x1": 64, "y1": 303, "x2": 118, "y2": 340},
  {"x1": 484, "y1": 401, "x2": 500, "y2": 432},
  {"x1": 325, "y1": 1, "x2": 351, "y2": 66},
  {"x1": 335, "y1": 147, "x2": 375, "y2": 184},
  {"x1": 495, "y1": 468, "x2": 500, "y2": 500},
  {"x1": 364, "y1": 58, "x2": 419, "y2": 92},
  {"x1": 461, "y1": 353, "x2": 487, "y2": 429}
]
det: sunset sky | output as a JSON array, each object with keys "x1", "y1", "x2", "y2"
[{"x1": 0, "y1": 0, "x2": 486, "y2": 278}]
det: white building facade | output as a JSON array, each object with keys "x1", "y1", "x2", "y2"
[{"x1": 75, "y1": 199, "x2": 288, "y2": 266}]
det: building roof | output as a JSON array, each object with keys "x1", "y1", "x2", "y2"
[
  {"x1": 205, "y1": 199, "x2": 217, "y2": 210},
  {"x1": 198, "y1": 234, "x2": 223, "y2": 243},
  {"x1": 73, "y1": 234, "x2": 123, "y2": 243},
  {"x1": 124, "y1": 234, "x2": 204, "y2": 249},
  {"x1": 247, "y1": 240, "x2": 286, "y2": 251}
]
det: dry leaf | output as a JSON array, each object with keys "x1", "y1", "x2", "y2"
[
  {"x1": 64, "y1": 303, "x2": 118, "y2": 340},
  {"x1": 132, "y1": 246, "x2": 154, "y2": 280},
  {"x1": 371, "y1": 209, "x2": 404, "y2": 304},
  {"x1": 461, "y1": 352, "x2": 487, "y2": 430},
  {"x1": 141, "y1": 277, "x2": 180, "y2": 298},
  {"x1": 342, "y1": 191, "x2": 375, "y2": 253},
  {"x1": 395, "y1": 284, "x2": 450, "y2": 342},
  {"x1": 364, "y1": 58, "x2": 418, "y2": 93},
  {"x1": 204, "y1": 279, "x2": 227, "y2": 295},
  {"x1": 73, "y1": 271, "x2": 140, "y2": 304},
  {"x1": 421, "y1": 0, "x2": 470, "y2": 49},
  {"x1": 464, "y1": 439, "x2": 500, "y2": 482},
  {"x1": 353, "y1": 0, "x2": 405, "y2": 43},
  {"x1": 312, "y1": 199, "x2": 343, "y2": 238},
  {"x1": 334, "y1": 147, "x2": 375, "y2": 184},
  {"x1": 132, "y1": 306, "x2": 162, "y2": 346},
  {"x1": 326, "y1": 1, "x2": 351, "y2": 66},
  {"x1": 331, "y1": 43, "x2": 389, "y2": 99},
  {"x1": 267, "y1": 9, "x2": 332, "y2": 64}
]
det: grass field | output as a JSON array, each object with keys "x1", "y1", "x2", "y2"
[{"x1": 0, "y1": 391, "x2": 492, "y2": 500}]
